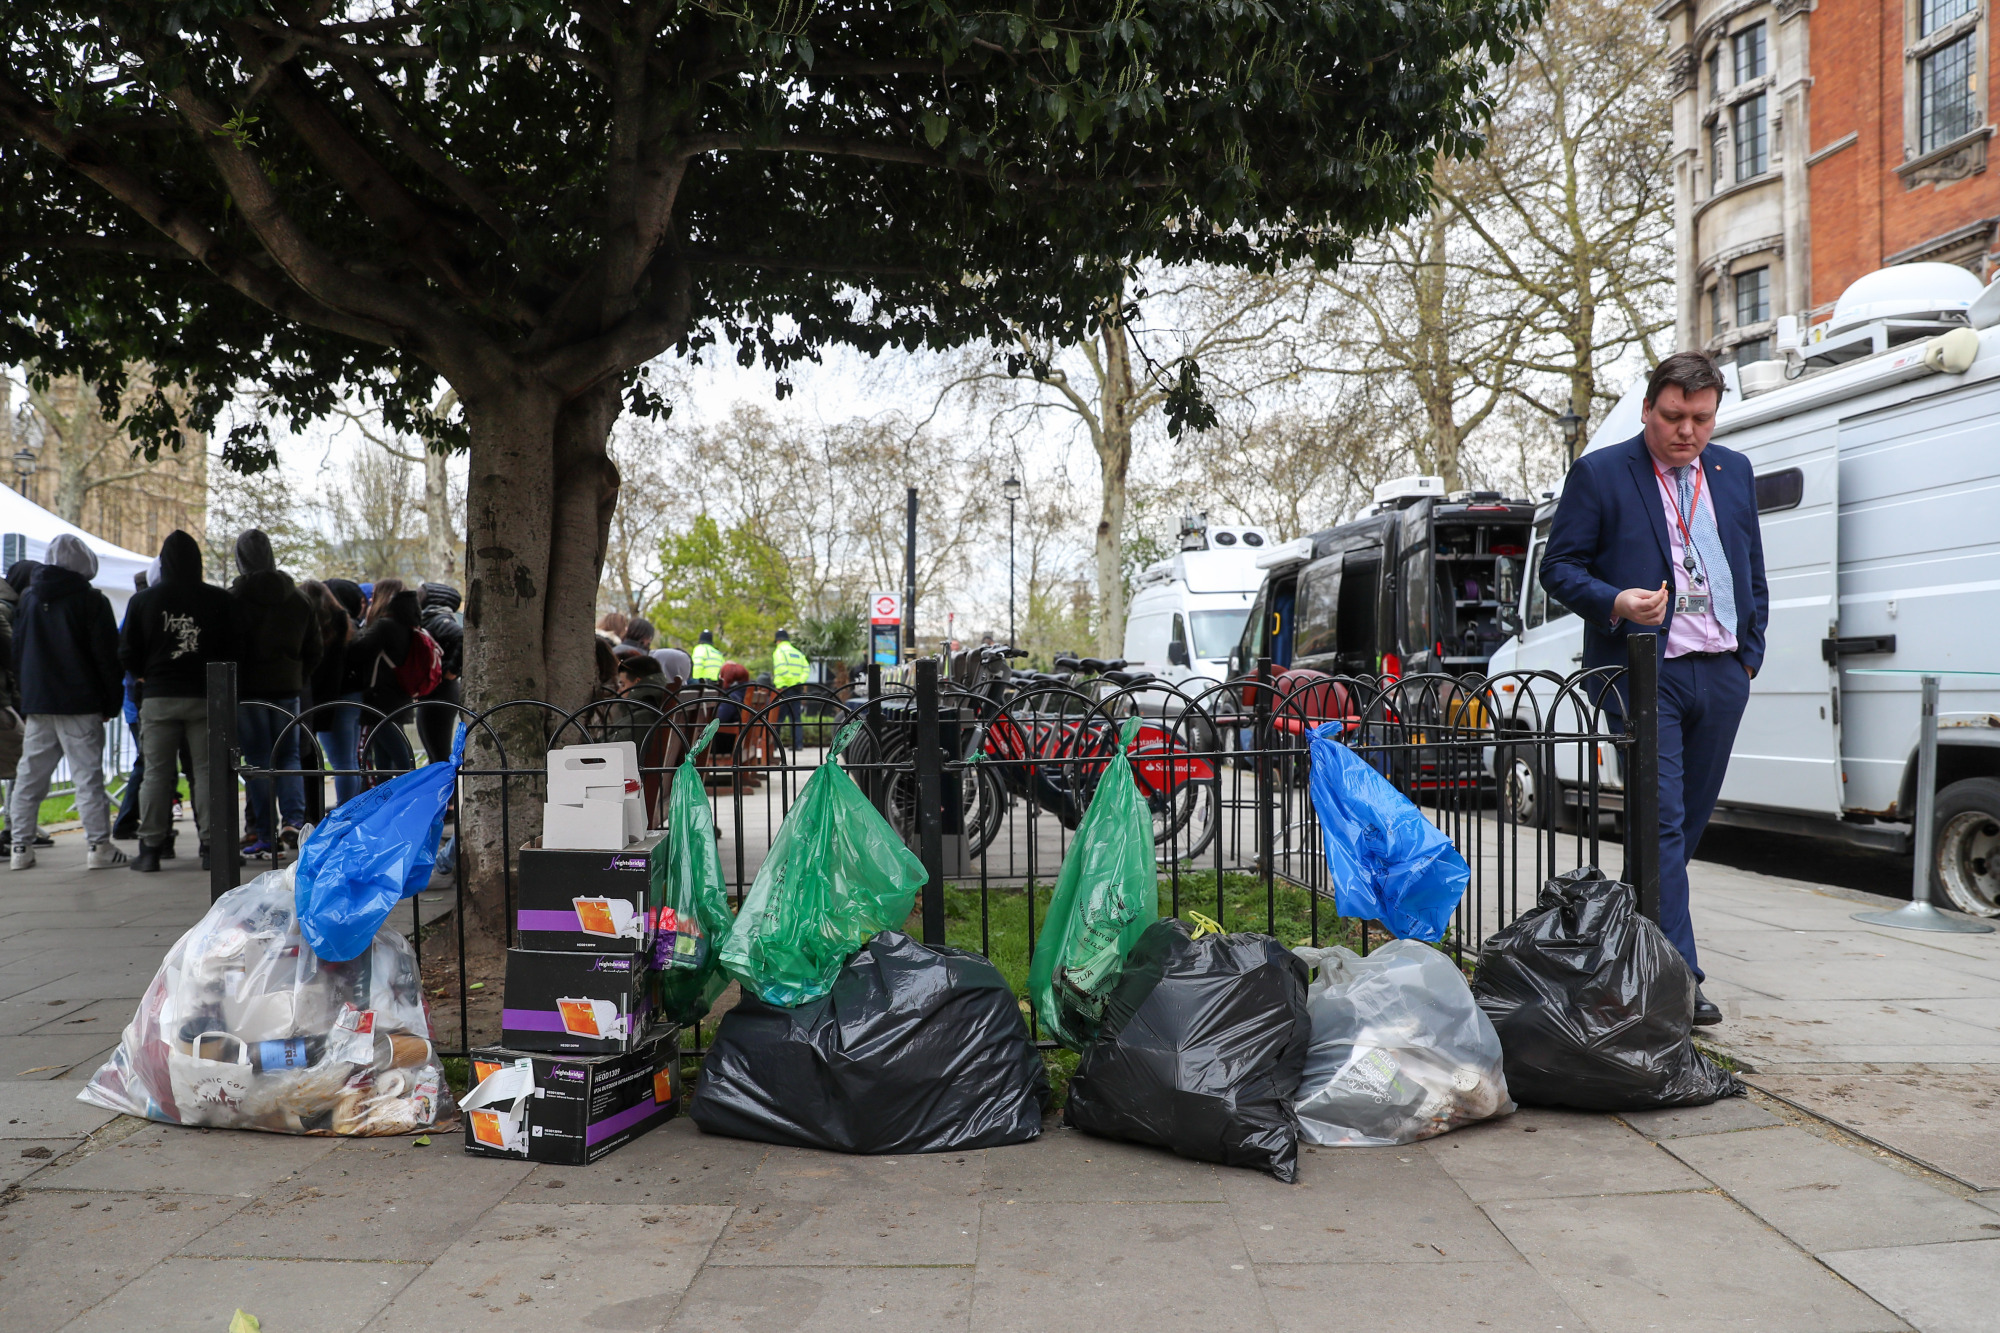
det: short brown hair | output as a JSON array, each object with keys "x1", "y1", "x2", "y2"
[{"x1": 1645, "y1": 351, "x2": 1726, "y2": 407}]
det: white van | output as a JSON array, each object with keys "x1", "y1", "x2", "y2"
[
  {"x1": 1123, "y1": 514, "x2": 1270, "y2": 689},
  {"x1": 1489, "y1": 263, "x2": 2000, "y2": 916}
]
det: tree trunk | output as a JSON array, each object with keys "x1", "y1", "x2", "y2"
[
  {"x1": 455, "y1": 377, "x2": 622, "y2": 976},
  {"x1": 423, "y1": 446, "x2": 454, "y2": 584},
  {"x1": 1413, "y1": 207, "x2": 1465, "y2": 492},
  {"x1": 1092, "y1": 308, "x2": 1134, "y2": 659}
]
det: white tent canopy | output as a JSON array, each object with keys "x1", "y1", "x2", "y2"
[{"x1": 0, "y1": 485, "x2": 156, "y2": 622}]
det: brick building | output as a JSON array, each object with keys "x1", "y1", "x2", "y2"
[{"x1": 1659, "y1": 0, "x2": 1999, "y2": 361}]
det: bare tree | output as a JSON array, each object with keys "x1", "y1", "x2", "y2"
[
  {"x1": 1438, "y1": 0, "x2": 1675, "y2": 439},
  {"x1": 332, "y1": 396, "x2": 462, "y2": 584},
  {"x1": 942, "y1": 266, "x2": 1325, "y2": 654}
]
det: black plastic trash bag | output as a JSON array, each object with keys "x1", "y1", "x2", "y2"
[
  {"x1": 1472, "y1": 868, "x2": 1741, "y2": 1112},
  {"x1": 691, "y1": 932, "x2": 1049, "y2": 1154},
  {"x1": 1065, "y1": 919, "x2": 1312, "y2": 1182}
]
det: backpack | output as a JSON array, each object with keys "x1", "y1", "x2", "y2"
[{"x1": 396, "y1": 629, "x2": 445, "y2": 699}]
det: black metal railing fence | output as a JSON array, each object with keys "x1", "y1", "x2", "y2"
[{"x1": 205, "y1": 637, "x2": 1663, "y2": 1062}]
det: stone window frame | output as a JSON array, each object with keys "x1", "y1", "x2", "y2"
[
  {"x1": 1697, "y1": 7, "x2": 1781, "y2": 195},
  {"x1": 1899, "y1": 0, "x2": 1990, "y2": 188},
  {"x1": 1696, "y1": 238, "x2": 1785, "y2": 356}
]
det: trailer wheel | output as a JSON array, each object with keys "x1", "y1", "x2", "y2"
[{"x1": 1934, "y1": 778, "x2": 2000, "y2": 917}]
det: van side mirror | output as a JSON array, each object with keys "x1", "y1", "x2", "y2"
[{"x1": 1168, "y1": 641, "x2": 1190, "y2": 667}]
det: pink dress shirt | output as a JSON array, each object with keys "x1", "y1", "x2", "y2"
[{"x1": 1655, "y1": 464, "x2": 1737, "y2": 658}]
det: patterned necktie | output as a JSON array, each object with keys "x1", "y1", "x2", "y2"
[{"x1": 1674, "y1": 465, "x2": 1736, "y2": 633}]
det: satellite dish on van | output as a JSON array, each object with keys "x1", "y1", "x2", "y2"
[{"x1": 1826, "y1": 263, "x2": 1983, "y2": 337}]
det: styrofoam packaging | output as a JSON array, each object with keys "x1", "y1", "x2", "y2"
[{"x1": 547, "y1": 743, "x2": 640, "y2": 806}]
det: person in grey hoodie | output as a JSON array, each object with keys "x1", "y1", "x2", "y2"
[
  {"x1": 9, "y1": 535, "x2": 124, "y2": 869},
  {"x1": 229, "y1": 530, "x2": 321, "y2": 857}
]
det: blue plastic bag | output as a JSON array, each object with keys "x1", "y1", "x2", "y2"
[
  {"x1": 1306, "y1": 722, "x2": 1469, "y2": 942},
  {"x1": 294, "y1": 726, "x2": 463, "y2": 962}
]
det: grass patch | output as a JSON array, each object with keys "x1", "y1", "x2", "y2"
[
  {"x1": 439, "y1": 1055, "x2": 471, "y2": 1099},
  {"x1": 941, "y1": 870, "x2": 1370, "y2": 1001}
]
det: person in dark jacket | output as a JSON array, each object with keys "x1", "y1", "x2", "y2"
[
  {"x1": 119, "y1": 530, "x2": 239, "y2": 873},
  {"x1": 230, "y1": 530, "x2": 322, "y2": 857},
  {"x1": 314, "y1": 578, "x2": 367, "y2": 803},
  {"x1": 10, "y1": 536, "x2": 124, "y2": 869},
  {"x1": 416, "y1": 582, "x2": 463, "y2": 765},
  {"x1": 347, "y1": 579, "x2": 419, "y2": 773}
]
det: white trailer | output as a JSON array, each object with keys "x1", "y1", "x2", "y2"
[{"x1": 1489, "y1": 263, "x2": 2000, "y2": 916}]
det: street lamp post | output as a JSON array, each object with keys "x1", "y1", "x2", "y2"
[
  {"x1": 1001, "y1": 475, "x2": 1023, "y2": 645},
  {"x1": 12, "y1": 445, "x2": 36, "y2": 499},
  {"x1": 1557, "y1": 409, "x2": 1584, "y2": 470}
]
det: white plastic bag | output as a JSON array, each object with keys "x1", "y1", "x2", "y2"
[
  {"x1": 1291, "y1": 939, "x2": 1513, "y2": 1147},
  {"x1": 81, "y1": 868, "x2": 450, "y2": 1135}
]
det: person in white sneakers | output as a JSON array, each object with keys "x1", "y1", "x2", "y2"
[{"x1": 9, "y1": 536, "x2": 126, "y2": 869}]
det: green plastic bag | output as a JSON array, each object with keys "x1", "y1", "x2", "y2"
[
  {"x1": 717, "y1": 717, "x2": 926, "y2": 1006},
  {"x1": 1029, "y1": 718, "x2": 1160, "y2": 1051},
  {"x1": 653, "y1": 721, "x2": 735, "y2": 1026}
]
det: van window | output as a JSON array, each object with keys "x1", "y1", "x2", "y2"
[
  {"x1": 1191, "y1": 609, "x2": 1251, "y2": 659},
  {"x1": 1756, "y1": 467, "x2": 1804, "y2": 513},
  {"x1": 1170, "y1": 614, "x2": 1188, "y2": 657},
  {"x1": 1340, "y1": 552, "x2": 1380, "y2": 661},
  {"x1": 1399, "y1": 541, "x2": 1431, "y2": 656},
  {"x1": 1524, "y1": 520, "x2": 1574, "y2": 630},
  {"x1": 1123, "y1": 612, "x2": 1170, "y2": 666},
  {"x1": 1294, "y1": 560, "x2": 1340, "y2": 659}
]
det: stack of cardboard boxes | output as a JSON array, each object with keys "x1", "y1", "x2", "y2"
[{"x1": 463, "y1": 742, "x2": 683, "y2": 1164}]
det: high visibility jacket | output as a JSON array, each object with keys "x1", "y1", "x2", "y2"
[
  {"x1": 772, "y1": 641, "x2": 810, "y2": 689},
  {"x1": 691, "y1": 642, "x2": 724, "y2": 680}
]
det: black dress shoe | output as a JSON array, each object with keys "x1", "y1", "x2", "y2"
[
  {"x1": 131, "y1": 841, "x2": 162, "y2": 874},
  {"x1": 1692, "y1": 986, "x2": 1722, "y2": 1026}
]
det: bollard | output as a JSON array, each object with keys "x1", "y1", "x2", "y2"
[
  {"x1": 913, "y1": 659, "x2": 947, "y2": 946},
  {"x1": 1624, "y1": 635, "x2": 1661, "y2": 924},
  {"x1": 206, "y1": 661, "x2": 241, "y2": 902}
]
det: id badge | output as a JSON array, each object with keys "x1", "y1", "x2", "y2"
[{"x1": 1674, "y1": 592, "x2": 1711, "y2": 616}]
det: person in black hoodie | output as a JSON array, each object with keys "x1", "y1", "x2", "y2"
[
  {"x1": 416, "y1": 582, "x2": 463, "y2": 765},
  {"x1": 8, "y1": 536, "x2": 123, "y2": 870},
  {"x1": 230, "y1": 530, "x2": 322, "y2": 858},
  {"x1": 316, "y1": 578, "x2": 368, "y2": 803},
  {"x1": 119, "y1": 530, "x2": 239, "y2": 873}
]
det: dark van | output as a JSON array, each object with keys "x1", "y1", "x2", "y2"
[{"x1": 1232, "y1": 486, "x2": 1535, "y2": 681}]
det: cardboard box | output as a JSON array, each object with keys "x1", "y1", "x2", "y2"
[
  {"x1": 501, "y1": 949, "x2": 654, "y2": 1054},
  {"x1": 461, "y1": 1034, "x2": 681, "y2": 1164},
  {"x1": 543, "y1": 742, "x2": 647, "y2": 849},
  {"x1": 516, "y1": 834, "x2": 665, "y2": 954}
]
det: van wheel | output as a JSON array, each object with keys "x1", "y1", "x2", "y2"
[
  {"x1": 1934, "y1": 778, "x2": 2000, "y2": 917},
  {"x1": 1503, "y1": 751, "x2": 1543, "y2": 827}
]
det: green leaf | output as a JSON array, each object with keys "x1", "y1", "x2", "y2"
[{"x1": 921, "y1": 109, "x2": 949, "y2": 148}]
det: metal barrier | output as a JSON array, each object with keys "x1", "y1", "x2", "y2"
[{"x1": 205, "y1": 637, "x2": 1661, "y2": 1062}]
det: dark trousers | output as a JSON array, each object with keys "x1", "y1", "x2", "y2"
[
  {"x1": 417, "y1": 678, "x2": 461, "y2": 764},
  {"x1": 778, "y1": 684, "x2": 805, "y2": 750},
  {"x1": 113, "y1": 720, "x2": 196, "y2": 841},
  {"x1": 1644, "y1": 652, "x2": 1751, "y2": 981},
  {"x1": 237, "y1": 696, "x2": 303, "y2": 841}
]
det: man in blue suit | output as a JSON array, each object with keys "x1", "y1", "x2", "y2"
[{"x1": 1541, "y1": 351, "x2": 1768, "y2": 1026}]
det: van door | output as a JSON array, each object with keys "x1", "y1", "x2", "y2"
[
  {"x1": 1717, "y1": 425, "x2": 1843, "y2": 815},
  {"x1": 1507, "y1": 516, "x2": 1583, "y2": 725},
  {"x1": 1394, "y1": 505, "x2": 1434, "y2": 674}
]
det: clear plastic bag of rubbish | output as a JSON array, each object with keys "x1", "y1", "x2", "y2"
[
  {"x1": 80, "y1": 867, "x2": 451, "y2": 1136},
  {"x1": 1291, "y1": 939, "x2": 1514, "y2": 1147},
  {"x1": 1028, "y1": 717, "x2": 1160, "y2": 1050}
]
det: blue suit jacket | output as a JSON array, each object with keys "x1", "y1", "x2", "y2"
[{"x1": 1540, "y1": 432, "x2": 1768, "y2": 677}]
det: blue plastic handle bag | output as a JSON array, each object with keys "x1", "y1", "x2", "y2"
[
  {"x1": 294, "y1": 725, "x2": 464, "y2": 962},
  {"x1": 1306, "y1": 721, "x2": 1469, "y2": 942}
]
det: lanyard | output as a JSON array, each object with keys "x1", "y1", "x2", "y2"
[{"x1": 1653, "y1": 461, "x2": 1707, "y2": 584}]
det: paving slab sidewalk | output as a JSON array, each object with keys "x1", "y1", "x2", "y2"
[{"x1": 0, "y1": 830, "x2": 1994, "y2": 1331}]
